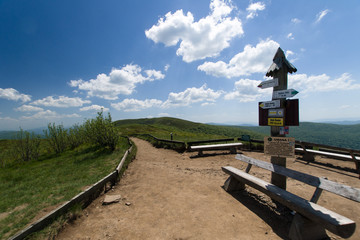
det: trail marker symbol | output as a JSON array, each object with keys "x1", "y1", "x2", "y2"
[
  {"x1": 258, "y1": 78, "x2": 279, "y2": 89},
  {"x1": 273, "y1": 89, "x2": 299, "y2": 99},
  {"x1": 259, "y1": 100, "x2": 280, "y2": 109}
]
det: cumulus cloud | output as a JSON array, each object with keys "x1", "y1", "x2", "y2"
[
  {"x1": 145, "y1": 0, "x2": 243, "y2": 62},
  {"x1": 162, "y1": 84, "x2": 223, "y2": 108},
  {"x1": 315, "y1": 9, "x2": 330, "y2": 24},
  {"x1": 246, "y1": 2, "x2": 266, "y2": 19},
  {"x1": 80, "y1": 105, "x2": 109, "y2": 112},
  {"x1": 198, "y1": 39, "x2": 280, "y2": 78},
  {"x1": 111, "y1": 99, "x2": 163, "y2": 112},
  {"x1": 289, "y1": 73, "x2": 360, "y2": 93},
  {"x1": 111, "y1": 85, "x2": 224, "y2": 112},
  {"x1": 31, "y1": 96, "x2": 91, "y2": 108},
  {"x1": 224, "y1": 78, "x2": 271, "y2": 102},
  {"x1": 291, "y1": 18, "x2": 301, "y2": 24},
  {"x1": 0, "y1": 88, "x2": 31, "y2": 102},
  {"x1": 15, "y1": 105, "x2": 44, "y2": 112},
  {"x1": 69, "y1": 64, "x2": 165, "y2": 100},
  {"x1": 287, "y1": 33, "x2": 294, "y2": 40},
  {"x1": 20, "y1": 110, "x2": 81, "y2": 120}
]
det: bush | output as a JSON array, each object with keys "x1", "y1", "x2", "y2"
[
  {"x1": 44, "y1": 123, "x2": 68, "y2": 154},
  {"x1": 84, "y1": 111, "x2": 119, "y2": 151},
  {"x1": 67, "y1": 124, "x2": 85, "y2": 150},
  {"x1": 12, "y1": 128, "x2": 41, "y2": 162}
]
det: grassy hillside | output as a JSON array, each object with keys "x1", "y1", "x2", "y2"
[
  {"x1": 114, "y1": 117, "x2": 265, "y2": 141},
  {"x1": 239, "y1": 122, "x2": 360, "y2": 150},
  {"x1": 115, "y1": 117, "x2": 360, "y2": 150}
]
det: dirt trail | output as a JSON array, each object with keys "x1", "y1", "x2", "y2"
[{"x1": 57, "y1": 138, "x2": 360, "y2": 240}]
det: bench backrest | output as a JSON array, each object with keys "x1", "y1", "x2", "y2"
[{"x1": 236, "y1": 154, "x2": 360, "y2": 203}]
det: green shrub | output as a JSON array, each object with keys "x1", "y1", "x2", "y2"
[
  {"x1": 44, "y1": 123, "x2": 68, "y2": 154},
  {"x1": 12, "y1": 128, "x2": 41, "y2": 162},
  {"x1": 67, "y1": 124, "x2": 85, "y2": 150},
  {"x1": 84, "y1": 111, "x2": 119, "y2": 151}
]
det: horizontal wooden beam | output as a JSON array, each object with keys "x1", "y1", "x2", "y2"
[
  {"x1": 222, "y1": 166, "x2": 356, "y2": 238},
  {"x1": 190, "y1": 143, "x2": 243, "y2": 151},
  {"x1": 236, "y1": 154, "x2": 360, "y2": 202}
]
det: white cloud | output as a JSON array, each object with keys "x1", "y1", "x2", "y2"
[
  {"x1": 69, "y1": 64, "x2": 165, "y2": 100},
  {"x1": 162, "y1": 84, "x2": 223, "y2": 108},
  {"x1": 31, "y1": 96, "x2": 91, "y2": 108},
  {"x1": 198, "y1": 39, "x2": 280, "y2": 78},
  {"x1": 80, "y1": 105, "x2": 109, "y2": 112},
  {"x1": 0, "y1": 88, "x2": 31, "y2": 102},
  {"x1": 289, "y1": 73, "x2": 360, "y2": 93},
  {"x1": 15, "y1": 105, "x2": 44, "y2": 112},
  {"x1": 315, "y1": 9, "x2": 330, "y2": 24},
  {"x1": 164, "y1": 64, "x2": 170, "y2": 72},
  {"x1": 20, "y1": 110, "x2": 81, "y2": 120},
  {"x1": 224, "y1": 78, "x2": 271, "y2": 102},
  {"x1": 291, "y1": 18, "x2": 301, "y2": 24},
  {"x1": 287, "y1": 33, "x2": 294, "y2": 40},
  {"x1": 246, "y1": 2, "x2": 266, "y2": 19},
  {"x1": 158, "y1": 112, "x2": 170, "y2": 117},
  {"x1": 111, "y1": 98, "x2": 163, "y2": 112},
  {"x1": 145, "y1": 0, "x2": 243, "y2": 63}
]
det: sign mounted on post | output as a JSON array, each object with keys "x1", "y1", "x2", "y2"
[
  {"x1": 264, "y1": 137, "x2": 295, "y2": 157},
  {"x1": 272, "y1": 89, "x2": 299, "y2": 99},
  {"x1": 257, "y1": 78, "x2": 279, "y2": 89},
  {"x1": 268, "y1": 118, "x2": 284, "y2": 126},
  {"x1": 268, "y1": 108, "x2": 284, "y2": 117},
  {"x1": 259, "y1": 100, "x2": 280, "y2": 109}
]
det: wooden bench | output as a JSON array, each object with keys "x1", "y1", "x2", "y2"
[
  {"x1": 190, "y1": 142, "x2": 243, "y2": 156},
  {"x1": 222, "y1": 154, "x2": 360, "y2": 239},
  {"x1": 295, "y1": 147, "x2": 360, "y2": 178}
]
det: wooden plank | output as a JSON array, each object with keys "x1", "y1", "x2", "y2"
[
  {"x1": 295, "y1": 148, "x2": 360, "y2": 161},
  {"x1": 187, "y1": 138, "x2": 234, "y2": 146},
  {"x1": 221, "y1": 166, "x2": 356, "y2": 238},
  {"x1": 190, "y1": 143, "x2": 243, "y2": 150},
  {"x1": 296, "y1": 140, "x2": 360, "y2": 155},
  {"x1": 236, "y1": 154, "x2": 360, "y2": 202}
]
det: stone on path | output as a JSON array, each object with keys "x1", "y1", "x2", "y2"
[{"x1": 102, "y1": 195, "x2": 121, "y2": 205}]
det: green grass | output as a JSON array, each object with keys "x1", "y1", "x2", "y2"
[
  {"x1": 115, "y1": 117, "x2": 265, "y2": 142},
  {"x1": 0, "y1": 137, "x2": 131, "y2": 239}
]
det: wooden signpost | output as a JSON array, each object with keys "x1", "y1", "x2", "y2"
[{"x1": 259, "y1": 47, "x2": 298, "y2": 190}]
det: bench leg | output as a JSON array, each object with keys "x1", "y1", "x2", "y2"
[
  {"x1": 289, "y1": 213, "x2": 328, "y2": 240},
  {"x1": 230, "y1": 147, "x2": 237, "y2": 154},
  {"x1": 198, "y1": 150, "x2": 203, "y2": 156},
  {"x1": 303, "y1": 152, "x2": 315, "y2": 162},
  {"x1": 223, "y1": 176, "x2": 245, "y2": 192}
]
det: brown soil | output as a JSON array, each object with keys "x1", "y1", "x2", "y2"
[{"x1": 57, "y1": 138, "x2": 360, "y2": 240}]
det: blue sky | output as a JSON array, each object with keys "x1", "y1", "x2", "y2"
[{"x1": 1, "y1": 0, "x2": 360, "y2": 130}]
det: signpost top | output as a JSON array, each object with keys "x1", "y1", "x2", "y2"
[{"x1": 266, "y1": 48, "x2": 297, "y2": 77}]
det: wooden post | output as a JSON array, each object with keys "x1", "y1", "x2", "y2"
[
  {"x1": 271, "y1": 60, "x2": 287, "y2": 190},
  {"x1": 266, "y1": 47, "x2": 297, "y2": 190}
]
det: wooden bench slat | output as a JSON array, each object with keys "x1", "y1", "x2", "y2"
[
  {"x1": 222, "y1": 166, "x2": 356, "y2": 238},
  {"x1": 190, "y1": 143, "x2": 243, "y2": 150},
  {"x1": 295, "y1": 148, "x2": 360, "y2": 161},
  {"x1": 236, "y1": 154, "x2": 360, "y2": 202}
]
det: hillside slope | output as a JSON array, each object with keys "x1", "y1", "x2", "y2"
[
  {"x1": 239, "y1": 122, "x2": 360, "y2": 150},
  {"x1": 114, "y1": 117, "x2": 265, "y2": 141}
]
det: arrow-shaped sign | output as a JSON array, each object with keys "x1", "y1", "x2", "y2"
[
  {"x1": 272, "y1": 89, "x2": 299, "y2": 99},
  {"x1": 259, "y1": 100, "x2": 280, "y2": 109},
  {"x1": 258, "y1": 78, "x2": 279, "y2": 89}
]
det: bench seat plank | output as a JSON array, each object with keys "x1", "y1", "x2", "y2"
[
  {"x1": 236, "y1": 154, "x2": 360, "y2": 202},
  {"x1": 190, "y1": 143, "x2": 242, "y2": 150},
  {"x1": 295, "y1": 148, "x2": 360, "y2": 161},
  {"x1": 222, "y1": 166, "x2": 356, "y2": 238}
]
